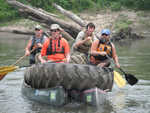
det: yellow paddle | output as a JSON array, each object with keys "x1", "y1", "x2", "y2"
[
  {"x1": 106, "y1": 55, "x2": 138, "y2": 87},
  {"x1": 114, "y1": 71, "x2": 126, "y2": 88},
  {"x1": 0, "y1": 66, "x2": 18, "y2": 80},
  {"x1": 0, "y1": 49, "x2": 35, "y2": 80},
  {"x1": 105, "y1": 55, "x2": 126, "y2": 88}
]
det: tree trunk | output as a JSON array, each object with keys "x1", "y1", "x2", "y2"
[
  {"x1": 6, "y1": 0, "x2": 81, "y2": 38},
  {"x1": 0, "y1": 27, "x2": 34, "y2": 35},
  {"x1": 52, "y1": 3, "x2": 87, "y2": 27}
]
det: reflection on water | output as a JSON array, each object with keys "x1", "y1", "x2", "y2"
[
  {"x1": 116, "y1": 38, "x2": 150, "y2": 80},
  {"x1": 0, "y1": 32, "x2": 29, "y2": 66},
  {"x1": 111, "y1": 90, "x2": 126, "y2": 111},
  {"x1": 0, "y1": 32, "x2": 150, "y2": 113}
]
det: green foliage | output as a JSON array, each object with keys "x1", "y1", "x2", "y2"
[
  {"x1": 137, "y1": 11, "x2": 149, "y2": 17},
  {"x1": 114, "y1": 14, "x2": 133, "y2": 30},
  {"x1": 0, "y1": 0, "x2": 19, "y2": 22},
  {"x1": 19, "y1": 0, "x2": 150, "y2": 11},
  {"x1": 120, "y1": 0, "x2": 150, "y2": 10},
  {"x1": 110, "y1": 2, "x2": 121, "y2": 11},
  {"x1": 0, "y1": 0, "x2": 150, "y2": 22},
  {"x1": 135, "y1": 0, "x2": 150, "y2": 10}
]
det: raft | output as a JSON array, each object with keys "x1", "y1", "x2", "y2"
[{"x1": 22, "y1": 62, "x2": 114, "y2": 106}]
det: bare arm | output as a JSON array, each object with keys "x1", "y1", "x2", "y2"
[
  {"x1": 111, "y1": 43, "x2": 120, "y2": 68},
  {"x1": 73, "y1": 31, "x2": 92, "y2": 49},
  {"x1": 39, "y1": 39, "x2": 50, "y2": 63},
  {"x1": 38, "y1": 54, "x2": 46, "y2": 63},
  {"x1": 64, "y1": 39, "x2": 70, "y2": 63},
  {"x1": 65, "y1": 54, "x2": 70, "y2": 63},
  {"x1": 25, "y1": 39, "x2": 32, "y2": 56},
  {"x1": 74, "y1": 37, "x2": 92, "y2": 47},
  {"x1": 36, "y1": 36, "x2": 48, "y2": 48}
]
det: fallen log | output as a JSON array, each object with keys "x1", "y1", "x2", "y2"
[
  {"x1": 6, "y1": 0, "x2": 81, "y2": 38},
  {"x1": 0, "y1": 26, "x2": 74, "y2": 46},
  {"x1": 52, "y1": 3, "x2": 87, "y2": 27},
  {"x1": 0, "y1": 27, "x2": 34, "y2": 35}
]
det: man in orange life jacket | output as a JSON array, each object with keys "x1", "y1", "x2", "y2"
[
  {"x1": 38, "y1": 24, "x2": 70, "y2": 63},
  {"x1": 25, "y1": 25, "x2": 47, "y2": 64},
  {"x1": 90, "y1": 29, "x2": 120, "y2": 68}
]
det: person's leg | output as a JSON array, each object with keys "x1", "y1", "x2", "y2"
[
  {"x1": 35, "y1": 53, "x2": 48, "y2": 64},
  {"x1": 35, "y1": 53, "x2": 41, "y2": 64},
  {"x1": 29, "y1": 54, "x2": 35, "y2": 64}
]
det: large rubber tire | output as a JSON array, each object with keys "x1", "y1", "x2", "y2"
[{"x1": 24, "y1": 63, "x2": 114, "y2": 91}]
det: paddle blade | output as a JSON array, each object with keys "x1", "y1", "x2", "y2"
[
  {"x1": 114, "y1": 71, "x2": 126, "y2": 88},
  {"x1": 125, "y1": 73, "x2": 138, "y2": 85},
  {"x1": 0, "y1": 66, "x2": 18, "y2": 80}
]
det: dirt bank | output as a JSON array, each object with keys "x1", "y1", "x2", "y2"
[
  {"x1": 0, "y1": 10, "x2": 149, "y2": 40},
  {"x1": 80, "y1": 10, "x2": 150, "y2": 38}
]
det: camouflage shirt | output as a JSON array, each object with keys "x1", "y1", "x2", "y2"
[{"x1": 72, "y1": 30, "x2": 97, "y2": 54}]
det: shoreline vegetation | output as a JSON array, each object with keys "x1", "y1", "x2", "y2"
[
  {"x1": 1, "y1": 0, "x2": 150, "y2": 22},
  {"x1": 0, "y1": 0, "x2": 150, "y2": 42}
]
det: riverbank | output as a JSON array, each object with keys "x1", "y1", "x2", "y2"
[
  {"x1": 80, "y1": 10, "x2": 150, "y2": 37},
  {"x1": 0, "y1": 10, "x2": 149, "y2": 40}
]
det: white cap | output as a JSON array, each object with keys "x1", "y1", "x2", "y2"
[
  {"x1": 35, "y1": 25, "x2": 41, "y2": 29},
  {"x1": 50, "y1": 24, "x2": 61, "y2": 30}
]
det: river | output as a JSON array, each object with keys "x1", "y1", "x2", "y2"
[{"x1": 0, "y1": 32, "x2": 150, "y2": 113}]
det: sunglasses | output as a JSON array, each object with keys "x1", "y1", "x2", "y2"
[
  {"x1": 35, "y1": 28, "x2": 40, "y2": 31},
  {"x1": 50, "y1": 29, "x2": 59, "y2": 32},
  {"x1": 102, "y1": 33, "x2": 108, "y2": 36}
]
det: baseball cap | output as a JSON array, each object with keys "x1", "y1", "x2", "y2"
[
  {"x1": 101, "y1": 29, "x2": 110, "y2": 35},
  {"x1": 50, "y1": 24, "x2": 61, "y2": 30},
  {"x1": 35, "y1": 25, "x2": 42, "y2": 30}
]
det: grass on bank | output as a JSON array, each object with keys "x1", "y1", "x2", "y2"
[
  {"x1": 114, "y1": 14, "x2": 133, "y2": 31},
  {"x1": 136, "y1": 11, "x2": 150, "y2": 28}
]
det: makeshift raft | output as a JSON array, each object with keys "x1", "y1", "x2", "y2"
[{"x1": 22, "y1": 63, "x2": 114, "y2": 106}]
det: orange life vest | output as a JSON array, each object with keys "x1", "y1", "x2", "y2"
[
  {"x1": 97, "y1": 43, "x2": 112, "y2": 56},
  {"x1": 46, "y1": 38, "x2": 65, "y2": 55},
  {"x1": 90, "y1": 39, "x2": 112, "y2": 63}
]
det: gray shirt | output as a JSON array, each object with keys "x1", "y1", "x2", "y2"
[
  {"x1": 74, "y1": 31, "x2": 97, "y2": 43},
  {"x1": 30, "y1": 35, "x2": 47, "y2": 45}
]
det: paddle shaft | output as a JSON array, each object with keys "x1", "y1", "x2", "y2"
[
  {"x1": 119, "y1": 68, "x2": 126, "y2": 75},
  {"x1": 11, "y1": 49, "x2": 35, "y2": 66},
  {"x1": 0, "y1": 49, "x2": 37, "y2": 81},
  {"x1": 106, "y1": 55, "x2": 138, "y2": 85},
  {"x1": 106, "y1": 55, "x2": 128, "y2": 74},
  {"x1": 105, "y1": 55, "x2": 126, "y2": 87},
  {"x1": 47, "y1": 59, "x2": 65, "y2": 63},
  {"x1": 18, "y1": 59, "x2": 65, "y2": 68}
]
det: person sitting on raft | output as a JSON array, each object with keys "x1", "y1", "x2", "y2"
[
  {"x1": 38, "y1": 24, "x2": 70, "y2": 63},
  {"x1": 69, "y1": 22, "x2": 97, "y2": 64},
  {"x1": 90, "y1": 29, "x2": 120, "y2": 68},
  {"x1": 72, "y1": 22, "x2": 97, "y2": 55},
  {"x1": 25, "y1": 25, "x2": 48, "y2": 65}
]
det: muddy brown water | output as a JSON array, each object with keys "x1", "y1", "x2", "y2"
[{"x1": 0, "y1": 32, "x2": 150, "y2": 113}]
